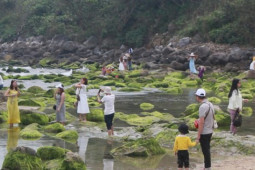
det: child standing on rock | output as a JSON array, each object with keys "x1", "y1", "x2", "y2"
[{"x1": 173, "y1": 124, "x2": 197, "y2": 170}]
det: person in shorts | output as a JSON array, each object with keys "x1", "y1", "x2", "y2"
[
  {"x1": 97, "y1": 86, "x2": 115, "y2": 136},
  {"x1": 173, "y1": 124, "x2": 196, "y2": 170}
]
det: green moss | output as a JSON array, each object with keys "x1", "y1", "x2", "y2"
[
  {"x1": 215, "y1": 113, "x2": 230, "y2": 126},
  {"x1": 27, "y1": 86, "x2": 44, "y2": 93},
  {"x1": 20, "y1": 123, "x2": 43, "y2": 139},
  {"x1": 128, "y1": 82, "x2": 143, "y2": 88},
  {"x1": 181, "y1": 80, "x2": 197, "y2": 87},
  {"x1": 153, "y1": 82, "x2": 169, "y2": 88},
  {"x1": 43, "y1": 89, "x2": 55, "y2": 97},
  {"x1": 37, "y1": 146, "x2": 67, "y2": 160},
  {"x1": 60, "y1": 153, "x2": 86, "y2": 170},
  {"x1": 119, "y1": 87, "x2": 141, "y2": 92},
  {"x1": 101, "y1": 80, "x2": 115, "y2": 86},
  {"x1": 87, "y1": 108, "x2": 104, "y2": 122},
  {"x1": 141, "y1": 111, "x2": 174, "y2": 122},
  {"x1": 44, "y1": 123, "x2": 65, "y2": 133},
  {"x1": 0, "y1": 111, "x2": 8, "y2": 123},
  {"x1": 20, "y1": 110, "x2": 49, "y2": 125},
  {"x1": 56, "y1": 130, "x2": 78, "y2": 142},
  {"x1": 163, "y1": 87, "x2": 183, "y2": 95},
  {"x1": 44, "y1": 159, "x2": 63, "y2": 170},
  {"x1": 184, "y1": 103, "x2": 199, "y2": 116},
  {"x1": 208, "y1": 97, "x2": 222, "y2": 104},
  {"x1": 39, "y1": 58, "x2": 53, "y2": 67},
  {"x1": 128, "y1": 70, "x2": 144, "y2": 78},
  {"x1": 241, "y1": 93, "x2": 253, "y2": 99},
  {"x1": 140, "y1": 103, "x2": 155, "y2": 111},
  {"x1": 20, "y1": 130, "x2": 43, "y2": 139},
  {"x1": 155, "y1": 129, "x2": 178, "y2": 146},
  {"x1": 2, "y1": 150, "x2": 43, "y2": 170},
  {"x1": 167, "y1": 72, "x2": 185, "y2": 79},
  {"x1": 19, "y1": 99, "x2": 41, "y2": 107},
  {"x1": 115, "y1": 82, "x2": 126, "y2": 87},
  {"x1": 186, "y1": 118, "x2": 197, "y2": 131},
  {"x1": 111, "y1": 138, "x2": 165, "y2": 157},
  {"x1": 241, "y1": 107, "x2": 253, "y2": 117}
]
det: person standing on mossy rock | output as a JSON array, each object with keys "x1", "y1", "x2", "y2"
[
  {"x1": 227, "y1": 79, "x2": 248, "y2": 135},
  {"x1": 249, "y1": 56, "x2": 255, "y2": 70},
  {"x1": 195, "y1": 88, "x2": 214, "y2": 170},
  {"x1": 118, "y1": 56, "x2": 125, "y2": 71},
  {"x1": 75, "y1": 78, "x2": 90, "y2": 122},
  {"x1": 4, "y1": 80, "x2": 20, "y2": 128},
  {"x1": 97, "y1": 87, "x2": 115, "y2": 136},
  {"x1": 54, "y1": 84, "x2": 66, "y2": 125},
  {"x1": 188, "y1": 53, "x2": 198, "y2": 74}
]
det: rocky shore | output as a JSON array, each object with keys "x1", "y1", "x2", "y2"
[{"x1": 0, "y1": 35, "x2": 255, "y2": 72}]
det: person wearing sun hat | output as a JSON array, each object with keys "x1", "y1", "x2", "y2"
[
  {"x1": 54, "y1": 83, "x2": 66, "y2": 124},
  {"x1": 249, "y1": 56, "x2": 255, "y2": 70},
  {"x1": 97, "y1": 86, "x2": 115, "y2": 136},
  {"x1": 195, "y1": 88, "x2": 214, "y2": 170},
  {"x1": 188, "y1": 52, "x2": 198, "y2": 74},
  {"x1": 173, "y1": 123, "x2": 196, "y2": 170}
]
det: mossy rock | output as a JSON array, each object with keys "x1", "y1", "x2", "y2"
[
  {"x1": 111, "y1": 138, "x2": 165, "y2": 157},
  {"x1": 208, "y1": 97, "x2": 222, "y2": 104},
  {"x1": 128, "y1": 70, "x2": 144, "y2": 78},
  {"x1": 140, "y1": 103, "x2": 155, "y2": 111},
  {"x1": 43, "y1": 89, "x2": 55, "y2": 98},
  {"x1": 44, "y1": 123, "x2": 65, "y2": 133},
  {"x1": 0, "y1": 111, "x2": 8, "y2": 123},
  {"x1": 37, "y1": 146, "x2": 67, "y2": 160},
  {"x1": 56, "y1": 130, "x2": 78, "y2": 141},
  {"x1": 167, "y1": 72, "x2": 185, "y2": 79},
  {"x1": 141, "y1": 111, "x2": 175, "y2": 122},
  {"x1": 215, "y1": 113, "x2": 230, "y2": 127},
  {"x1": 182, "y1": 80, "x2": 197, "y2": 87},
  {"x1": 20, "y1": 123, "x2": 43, "y2": 139},
  {"x1": 153, "y1": 82, "x2": 169, "y2": 88},
  {"x1": 241, "y1": 107, "x2": 253, "y2": 117},
  {"x1": 186, "y1": 118, "x2": 197, "y2": 131},
  {"x1": 20, "y1": 110, "x2": 49, "y2": 125},
  {"x1": 39, "y1": 58, "x2": 53, "y2": 67},
  {"x1": 2, "y1": 148, "x2": 43, "y2": 170},
  {"x1": 19, "y1": 99, "x2": 41, "y2": 107},
  {"x1": 87, "y1": 108, "x2": 104, "y2": 122},
  {"x1": 184, "y1": 103, "x2": 199, "y2": 116},
  {"x1": 119, "y1": 87, "x2": 141, "y2": 92},
  {"x1": 114, "y1": 82, "x2": 126, "y2": 87},
  {"x1": 155, "y1": 129, "x2": 178, "y2": 146},
  {"x1": 163, "y1": 87, "x2": 183, "y2": 95},
  {"x1": 27, "y1": 86, "x2": 44, "y2": 93},
  {"x1": 60, "y1": 152, "x2": 87, "y2": 170},
  {"x1": 115, "y1": 112, "x2": 159, "y2": 126},
  {"x1": 128, "y1": 82, "x2": 143, "y2": 88},
  {"x1": 101, "y1": 80, "x2": 115, "y2": 86},
  {"x1": 241, "y1": 93, "x2": 253, "y2": 99}
]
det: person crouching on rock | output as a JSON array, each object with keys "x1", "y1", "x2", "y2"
[
  {"x1": 173, "y1": 124, "x2": 196, "y2": 170},
  {"x1": 54, "y1": 84, "x2": 66, "y2": 125},
  {"x1": 4, "y1": 80, "x2": 21, "y2": 128},
  {"x1": 97, "y1": 87, "x2": 115, "y2": 136}
]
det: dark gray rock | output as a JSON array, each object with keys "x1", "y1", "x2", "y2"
[
  {"x1": 83, "y1": 36, "x2": 98, "y2": 49},
  {"x1": 62, "y1": 41, "x2": 78, "y2": 53},
  {"x1": 170, "y1": 61, "x2": 185, "y2": 71},
  {"x1": 162, "y1": 46, "x2": 175, "y2": 55},
  {"x1": 208, "y1": 53, "x2": 228, "y2": 65},
  {"x1": 178, "y1": 37, "x2": 191, "y2": 47}
]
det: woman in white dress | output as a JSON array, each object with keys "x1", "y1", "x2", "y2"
[
  {"x1": 118, "y1": 56, "x2": 125, "y2": 71},
  {"x1": 75, "y1": 78, "x2": 90, "y2": 121}
]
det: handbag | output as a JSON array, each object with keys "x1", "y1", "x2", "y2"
[
  {"x1": 74, "y1": 88, "x2": 81, "y2": 108},
  {"x1": 53, "y1": 104, "x2": 56, "y2": 110},
  {"x1": 233, "y1": 108, "x2": 242, "y2": 127}
]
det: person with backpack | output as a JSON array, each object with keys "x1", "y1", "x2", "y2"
[
  {"x1": 227, "y1": 79, "x2": 248, "y2": 135},
  {"x1": 195, "y1": 88, "x2": 214, "y2": 170}
]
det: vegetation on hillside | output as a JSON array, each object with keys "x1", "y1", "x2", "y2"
[{"x1": 0, "y1": 0, "x2": 255, "y2": 47}]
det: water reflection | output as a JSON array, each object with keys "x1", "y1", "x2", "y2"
[
  {"x1": 103, "y1": 140, "x2": 114, "y2": 170},
  {"x1": 78, "y1": 135, "x2": 89, "y2": 162},
  {"x1": 7, "y1": 127, "x2": 20, "y2": 151}
]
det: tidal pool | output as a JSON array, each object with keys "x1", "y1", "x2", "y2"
[{"x1": 0, "y1": 89, "x2": 255, "y2": 169}]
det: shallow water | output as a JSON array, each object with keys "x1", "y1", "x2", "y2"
[{"x1": 0, "y1": 88, "x2": 255, "y2": 169}]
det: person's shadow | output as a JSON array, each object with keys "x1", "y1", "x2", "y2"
[{"x1": 7, "y1": 127, "x2": 20, "y2": 151}]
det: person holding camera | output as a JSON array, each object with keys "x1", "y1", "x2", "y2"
[
  {"x1": 54, "y1": 84, "x2": 66, "y2": 124},
  {"x1": 97, "y1": 87, "x2": 115, "y2": 136},
  {"x1": 4, "y1": 80, "x2": 21, "y2": 128},
  {"x1": 75, "y1": 78, "x2": 90, "y2": 122}
]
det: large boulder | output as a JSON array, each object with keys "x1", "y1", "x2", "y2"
[
  {"x1": 2, "y1": 146, "x2": 43, "y2": 170},
  {"x1": 208, "y1": 53, "x2": 228, "y2": 65},
  {"x1": 111, "y1": 138, "x2": 165, "y2": 157},
  {"x1": 37, "y1": 146, "x2": 67, "y2": 160},
  {"x1": 62, "y1": 41, "x2": 78, "y2": 53},
  {"x1": 246, "y1": 70, "x2": 255, "y2": 79},
  {"x1": 170, "y1": 61, "x2": 186, "y2": 71},
  {"x1": 20, "y1": 110, "x2": 49, "y2": 125},
  {"x1": 178, "y1": 37, "x2": 191, "y2": 47}
]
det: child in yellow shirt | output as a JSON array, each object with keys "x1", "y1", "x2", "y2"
[{"x1": 173, "y1": 124, "x2": 196, "y2": 170}]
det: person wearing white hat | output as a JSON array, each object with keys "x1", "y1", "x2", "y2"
[
  {"x1": 195, "y1": 88, "x2": 214, "y2": 170},
  {"x1": 188, "y1": 53, "x2": 198, "y2": 74},
  {"x1": 97, "y1": 86, "x2": 115, "y2": 136},
  {"x1": 54, "y1": 84, "x2": 66, "y2": 124}
]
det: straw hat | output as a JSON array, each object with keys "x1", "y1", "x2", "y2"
[
  {"x1": 190, "y1": 52, "x2": 196, "y2": 57},
  {"x1": 56, "y1": 84, "x2": 64, "y2": 89},
  {"x1": 104, "y1": 86, "x2": 112, "y2": 94}
]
